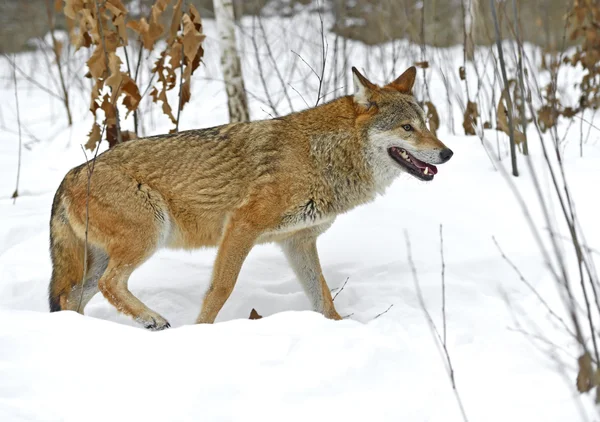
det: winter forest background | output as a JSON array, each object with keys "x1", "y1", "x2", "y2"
[{"x1": 1, "y1": 1, "x2": 600, "y2": 421}]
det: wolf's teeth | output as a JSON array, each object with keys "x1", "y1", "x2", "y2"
[
  {"x1": 424, "y1": 168, "x2": 429, "y2": 175},
  {"x1": 401, "y1": 152, "x2": 409, "y2": 159}
]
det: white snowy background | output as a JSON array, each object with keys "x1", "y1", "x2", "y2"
[{"x1": 1, "y1": 6, "x2": 599, "y2": 422}]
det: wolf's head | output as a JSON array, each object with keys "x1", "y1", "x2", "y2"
[{"x1": 352, "y1": 66, "x2": 453, "y2": 187}]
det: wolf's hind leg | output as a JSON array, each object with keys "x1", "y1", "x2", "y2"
[
  {"x1": 279, "y1": 232, "x2": 342, "y2": 320},
  {"x1": 64, "y1": 247, "x2": 108, "y2": 313},
  {"x1": 97, "y1": 258, "x2": 170, "y2": 330}
]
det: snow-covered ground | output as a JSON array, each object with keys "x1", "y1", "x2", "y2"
[{"x1": 1, "y1": 9, "x2": 599, "y2": 422}]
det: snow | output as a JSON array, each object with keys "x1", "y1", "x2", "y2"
[{"x1": 1, "y1": 8, "x2": 599, "y2": 422}]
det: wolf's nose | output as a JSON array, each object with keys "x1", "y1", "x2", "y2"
[{"x1": 440, "y1": 148, "x2": 453, "y2": 162}]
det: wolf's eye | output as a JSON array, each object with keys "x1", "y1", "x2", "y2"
[{"x1": 402, "y1": 124, "x2": 413, "y2": 131}]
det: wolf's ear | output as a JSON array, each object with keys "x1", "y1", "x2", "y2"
[
  {"x1": 387, "y1": 66, "x2": 417, "y2": 94},
  {"x1": 352, "y1": 66, "x2": 378, "y2": 108}
]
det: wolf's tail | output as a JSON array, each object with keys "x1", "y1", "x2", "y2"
[{"x1": 48, "y1": 181, "x2": 85, "y2": 312}]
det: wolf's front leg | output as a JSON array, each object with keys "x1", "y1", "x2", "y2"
[
  {"x1": 279, "y1": 233, "x2": 342, "y2": 320},
  {"x1": 196, "y1": 216, "x2": 259, "y2": 324}
]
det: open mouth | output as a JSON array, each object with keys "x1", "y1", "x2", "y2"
[{"x1": 388, "y1": 147, "x2": 438, "y2": 181}]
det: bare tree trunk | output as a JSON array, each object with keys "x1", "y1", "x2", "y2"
[
  {"x1": 214, "y1": 0, "x2": 249, "y2": 122},
  {"x1": 464, "y1": 0, "x2": 477, "y2": 61}
]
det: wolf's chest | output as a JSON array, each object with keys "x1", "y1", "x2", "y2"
[{"x1": 257, "y1": 199, "x2": 334, "y2": 243}]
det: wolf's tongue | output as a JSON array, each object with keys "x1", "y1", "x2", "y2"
[{"x1": 410, "y1": 155, "x2": 438, "y2": 175}]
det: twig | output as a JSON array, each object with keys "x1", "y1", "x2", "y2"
[
  {"x1": 175, "y1": 15, "x2": 185, "y2": 132},
  {"x1": 490, "y1": 0, "x2": 519, "y2": 177},
  {"x1": 78, "y1": 126, "x2": 104, "y2": 312},
  {"x1": 315, "y1": 6, "x2": 327, "y2": 106},
  {"x1": 332, "y1": 277, "x2": 350, "y2": 302},
  {"x1": 45, "y1": 0, "x2": 72, "y2": 126},
  {"x1": 11, "y1": 55, "x2": 22, "y2": 205},
  {"x1": 2, "y1": 54, "x2": 63, "y2": 101},
  {"x1": 256, "y1": 15, "x2": 294, "y2": 113},
  {"x1": 492, "y1": 236, "x2": 577, "y2": 339},
  {"x1": 440, "y1": 224, "x2": 447, "y2": 345},
  {"x1": 507, "y1": 327, "x2": 580, "y2": 363},
  {"x1": 373, "y1": 304, "x2": 394, "y2": 320},
  {"x1": 406, "y1": 231, "x2": 469, "y2": 422},
  {"x1": 511, "y1": 0, "x2": 528, "y2": 155},
  {"x1": 288, "y1": 83, "x2": 310, "y2": 109},
  {"x1": 291, "y1": 50, "x2": 320, "y2": 81},
  {"x1": 250, "y1": 16, "x2": 279, "y2": 117}
]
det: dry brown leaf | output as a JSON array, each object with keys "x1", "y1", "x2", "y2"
[
  {"x1": 150, "y1": 88, "x2": 176, "y2": 124},
  {"x1": 189, "y1": 4, "x2": 202, "y2": 25},
  {"x1": 100, "y1": 94, "x2": 118, "y2": 126},
  {"x1": 105, "y1": 0, "x2": 127, "y2": 17},
  {"x1": 86, "y1": 123, "x2": 102, "y2": 150},
  {"x1": 127, "y1": 18, "x2": 148, "y2": 37},
  {"x1": 577, "y1": 352, "x2": 595, "y2": 393},
  {"x1": 497, "y1": 90, "x2": 526, "y2": 143},
  {"x1": 169, "y1": 40, "x2": 183, "y2": 70},
  {"x1": 182, "y1": 14, "x2": 204, "y2": 65},
  {"x1": 459, "y1": 66, "x2": 466, "y2": 80},
  {"x1": 180, "y1": 75, "x2": 191, "y2": 110},
  {"x1": 106, "y1": 125, "x2": 119, "y2": 148},
  {"x1": 121, "y1": 79, "x2": 142, "y2": 115},
  {"x1": 463, "y1": 100, "x2": 478, "y2": 135},
  {"x1": 113, "y1": 14, "x2": 128, "y2": 45},
  {"x1": 64, "y1": 0, "x2": 84, "y2": 19},
  {"x1": 105, "y1": 52, "x2": 124, "y2": 102},
  {"x1": 249, "y1": 309, "x2": 263, "y2": 320},
  {"x1": 415, "y1": 61, "x2": 429, "y2": 69},
  {"x1": 87, "y1": 46, "x2": 107, "y2": 81},
  {"x1": 89, "y1": 80, "x2": 104, "y2": 114},
  {"x1": 155, "y1": 0, "x2": 173, "y2": 14},
  {"x1": 72, "y1": 28, "x2": 92, "y2": 50},
  {"x1": 168, "y1": 0, "x2": 184, "y2": 44}
]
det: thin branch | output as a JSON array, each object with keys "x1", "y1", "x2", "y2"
[
  {"x1": 373, "y1": 304, "x2": 394, "y2": 320},
  {"x1": 511, "y1": 0, "x2": 528, "y2": 155},
  {"x1": 11, "y1": 55, "x2": 23, "y2": 205},
  {"x1": 440, "y1": 224, "x2": 447, "y2": 345},
  {"x1": 492, "y1": 236, "x2": 577, "y2": 339},
  {"x1": 175, "y1": 15, "x2": 185, "y2": 132},
  {"x1": 406, "y1": 231, "x2": 469, "y2": 422},
  {"x1": 45, "y1": 0, "x2": 72, "y2": 126},
  {"x1": 2, "y1": 54, "x2": 63, "y2": 101},
  {"x1": 250, "y1": 15, "x2": 279, "y2": 117},
  {"x1": 288, "y1": 83, "x2": 310, "y2": 109},
  {"x1": 490, "y1": 0, "x2": 519, "y2": 177},
  {"x1": 291, "y1": 50, "x2": 320, "y2": 81},
  {"x1": 78, "y1": 126, "x2": 104, "y2": 312},
  {"x1": 332, "y1": 277, "x2": 350, "y2": 302},
  {"x1": 121, "y1": 42, "x2": 138, "y2": 135},
  {"x1": 256, "y1": 15, "x2": 294, "y2": 113},
  {"x1": 315, "y1": 6, "x2": 327, "y2": 106}
]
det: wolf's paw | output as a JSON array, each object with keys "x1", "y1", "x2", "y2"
[{"x1": 138, "y1": 314, "x2": 171, "y2": 331}]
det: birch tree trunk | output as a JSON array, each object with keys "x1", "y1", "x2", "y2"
[{"x1": 214, "y1": 0, "x2": 249, "y2": 122}]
